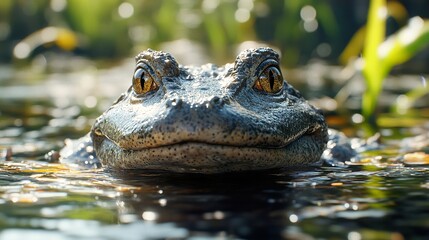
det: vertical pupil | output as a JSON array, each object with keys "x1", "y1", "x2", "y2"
[
  {"x1": 140, "y1": 72, "x2": 145, "y2": 90},
  {"x1": 269, "y1": 69, "x2": 274, "y2": 90}
]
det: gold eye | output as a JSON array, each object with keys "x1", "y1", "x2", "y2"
[
  {"x1": 132, "y1": 67, "x2": 159, "y2": 94},
  {"x1": 253, "y1": 66, "x2": 283, "y2": 93}
]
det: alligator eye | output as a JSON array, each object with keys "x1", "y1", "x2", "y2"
[
  {"x1": 132, "y1": 67, "x2": 159, "y2": 95},
  {"x1": 253, "y1": 66, "x2": 283, "y2": 94}
]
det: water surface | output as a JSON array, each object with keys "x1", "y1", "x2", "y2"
[{"x1": 0, "y1": 63, "x2": 428, "y2": 239}]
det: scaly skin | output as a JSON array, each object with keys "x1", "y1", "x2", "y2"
[{"x1": 62, "y1": 48, "x2": 329, "y2": 173}]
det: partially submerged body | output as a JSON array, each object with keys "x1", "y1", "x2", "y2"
[{"x1": 62, "y1": 48, "x2": 335, "y2": 173}]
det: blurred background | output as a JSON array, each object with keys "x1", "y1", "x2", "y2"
[{"x1": 1, "y1": 0, "x2": 428, "y2": 67}]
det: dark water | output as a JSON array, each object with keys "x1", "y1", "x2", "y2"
[
  {"x1": 1, "y1": 63, "x2": 429, "y2": 239},
  {"x1": 1, "y1": 158, "x2": 429, "y2": 239}
]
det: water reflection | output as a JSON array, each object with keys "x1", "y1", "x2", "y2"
[
  {"x1": 111, "y1": 169, "x2": 301, "y2": 238},
  {"x1": 0, "y1": 156, "x2": 429, "y2": 239},
  {"x1": 107, "y1": 166, "x2": 428, "y2": 239}
]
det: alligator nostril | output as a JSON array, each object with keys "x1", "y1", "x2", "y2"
[
  {"x1": 166, "y1": 98, "x2": 183, "y2": 108},
  {"x1": 209, "y1": 96, "x2": 223, "y2": 108}
]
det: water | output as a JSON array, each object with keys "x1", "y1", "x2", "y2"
[
  {"x1": 1, "y1": 159, "x2": 428, "y2": 239},
  {"x1": 0, "y1": 62, "x2": 428, "y2": 239}
]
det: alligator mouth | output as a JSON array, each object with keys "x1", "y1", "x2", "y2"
[
  {"x1": 91, "y1": 124, "x2": 327, "y2": 173},
  {"x1": 95, "y1": 124, "x2": 319, "y2": 151}
]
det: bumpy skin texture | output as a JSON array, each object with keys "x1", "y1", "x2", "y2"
[{"x1": 89, "y1": 48, "x2": 328, "y2": 173}]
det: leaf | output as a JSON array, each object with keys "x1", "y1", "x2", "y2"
[
  {"x1": 379, "y1": 17, "x2": 429, "y2": 68},
  {"x1": 391, "y1": 76, "x2": 429, "y2": 114},
  {"x1": 362, "y1": 0, "x2": 387, "y2": 121}
]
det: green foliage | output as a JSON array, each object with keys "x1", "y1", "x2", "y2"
[
  {"x1": 362, "y1": 0, "x2": 387, "y2": 125},
  {"x1": 1, "y1": 0, "x2": 350, "y2": 64},
  {"x1": 66, "y1": 0, "x2": 132, "y2": 57},
  {"x1": 362, "y1": 0, "x2": 429, "y2": 125}
]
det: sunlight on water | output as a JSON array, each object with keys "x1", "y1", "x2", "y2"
[
  {"x1": 0, "y1": 221, "x2": 188, "y2": 240},
  {"x1": 0, "y1": 51, "x2": 428, "y2": 238}
]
